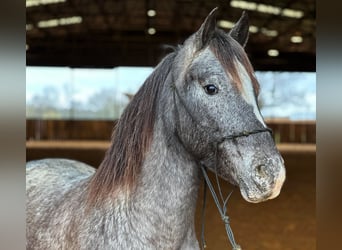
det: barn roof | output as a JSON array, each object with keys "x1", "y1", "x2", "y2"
[{"x1": 26, "y1": 0, "x2": 315, "y2": 71}]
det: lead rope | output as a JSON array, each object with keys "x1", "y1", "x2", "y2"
[
  {"x1": 200, "y1": 178, "x2": 207, "y2": 249},
  {"x1": 200, "y1": 165, "x2": 241, "y2": 250},
  {"x1": 200, "y1": 142, "x2": 241, "y2": 250}
]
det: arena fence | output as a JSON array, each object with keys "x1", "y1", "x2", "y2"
[{"x1": 26, "y1": 119, "x2": 316, "y2": 144}]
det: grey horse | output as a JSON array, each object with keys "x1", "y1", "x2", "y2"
[{"x1": 26, "y1": 9, "x2": 285, "y2": 250}]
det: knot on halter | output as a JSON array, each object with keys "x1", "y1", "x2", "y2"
[
  {"x1": 200, "y1": 165, "x2": 242, "y2": 250},
  {"x1": 242, "y1": 131, "x2": 249, "y2": 136},
  {"x1": 222, "y1": 215, "x2": 230, "y2": 224}
]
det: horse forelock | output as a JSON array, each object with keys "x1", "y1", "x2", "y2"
[
  {"x1": 87, "y1": 52, "x2": 177, "y2": 206},
  {"x1": 209, "y1": 30, "x2": 260, "y2": 97}
]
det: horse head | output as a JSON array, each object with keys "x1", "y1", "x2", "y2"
[{"x1": 171, "y1": 8, "x2": 285, "y2": 203}]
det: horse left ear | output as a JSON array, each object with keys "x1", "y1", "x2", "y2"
[
  {"x1": 229, "y1": 11, "x2": 249, "y2": 47},
  {"x1": 194, "y1": 7, "x2": 218, "y2": 50}
]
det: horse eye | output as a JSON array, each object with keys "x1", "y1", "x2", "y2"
[{"x1": 204, "y1": 84, "x2": 218, "y2": 95}]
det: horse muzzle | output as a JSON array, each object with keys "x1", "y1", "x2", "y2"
[{"x1": 239, "y1": 157, "x2": 286, "y2": 203}]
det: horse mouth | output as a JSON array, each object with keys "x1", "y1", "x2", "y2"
[
  {"x1": 240, "y1": 188, "x2": 273, "y2": 203},
  {"x1": 239, "y1": 166, "x2": 286, "y2": 203}
]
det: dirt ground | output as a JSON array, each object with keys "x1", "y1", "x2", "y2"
[{"x1": 194, "y1": 152, "x2": 316, "y2": 250}]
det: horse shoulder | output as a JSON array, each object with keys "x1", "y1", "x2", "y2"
[{"x1": 26, "y1": 158, "x2": 95, "y2": 249}]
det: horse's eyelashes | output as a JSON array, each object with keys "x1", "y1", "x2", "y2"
[{"x1": 204, "y1": 84, "x2": 218, "y2": 95}]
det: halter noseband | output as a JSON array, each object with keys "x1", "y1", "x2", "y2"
[{"x1": 171, "y1": 83, "x2": 272, "y2": 250}]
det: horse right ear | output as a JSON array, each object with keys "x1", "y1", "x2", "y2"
[
  {"x1": 229, "y1": 11, "x2": 249, "y2": 47},
  {"x1": 194, "y1": 7, "x2": 218, "y2": 50}
]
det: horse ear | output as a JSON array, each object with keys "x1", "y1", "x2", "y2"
[
  {"x1": 229, "y1": 11, "x2": 249, "y2": 47},
  {"x1": 194, "y1": 7, "x2": 218, "y2": 50}
]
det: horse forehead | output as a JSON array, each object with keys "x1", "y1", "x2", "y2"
[
  {"x1": 190, "y1": 48, "x2": 224, "y2": 73},
  {"x1": 192, "y1": 49, "x2": 255, "y2": 91}
]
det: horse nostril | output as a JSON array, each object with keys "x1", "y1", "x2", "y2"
[{"x1": 256, "y1": 164, "x2": 267, "y2": 178}]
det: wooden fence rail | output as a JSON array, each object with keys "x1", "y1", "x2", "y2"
[{"x1": 26, "y1": 119, "x2": 316, "y2": 144}]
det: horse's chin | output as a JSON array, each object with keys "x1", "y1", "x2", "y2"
[
  {"x1": 217, "y1": 175, "x2": 277, "y2": 203},
  {"x1": 239, "y1": 175, "x2": 285, "y2": 203},
  {"x1": 239, "y1": 188, "x2": 273, "y2": 203}
]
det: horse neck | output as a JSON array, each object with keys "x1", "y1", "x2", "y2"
[
  {"x1": 134, "y1": 119, "x2": 201, "y2": 207},
  {"x1": 133, "y1": 71, "x2": 199, "y2": 194},
  {"x1": 128, "y1": 91, "x2": 201, "y2": 245}
]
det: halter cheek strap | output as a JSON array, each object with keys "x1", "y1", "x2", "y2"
[{"x1": 171, "y1": 83, "x2": 272, "y2": 250}]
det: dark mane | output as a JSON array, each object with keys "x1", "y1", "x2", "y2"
[
  {"x1": 209, "y1": 29, "x2": 260, "y2": 96},
  {"x1": 87, "y1": 52, "x2": 177, "y2": 205}
]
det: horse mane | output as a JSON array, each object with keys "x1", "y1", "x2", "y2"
[
  {"x1": 209, "y1": 29, "x2": 260, "y2": 96},
  {"x1": 87, "y1": 52, "x2": 177, "y2": 205}
]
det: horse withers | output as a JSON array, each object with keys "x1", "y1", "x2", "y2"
[{"x1": 26, "y1": 8, "x2": 285, "y2": 250}]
